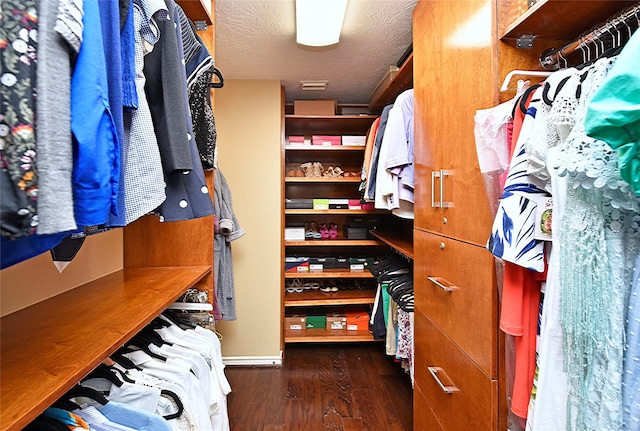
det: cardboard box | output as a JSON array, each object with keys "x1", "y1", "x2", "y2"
[
  {"x1": 305, "y1": 308, "x2": 326, "y2": 329},
  {"x1": 348, "y1": 199, "x2": 362, "y2": 210},
  {"x1": 313, "y1": 199, "x2": 329, "y2": 210},
  {"x1": 334, "y1": 257, "x2": 349, "y2": 269},
  {"x1": 285, "y1": 198, "x2": 314, "y2": 209},
  {"x1": 309, "y1": 257, "x2": 335, "y2": 269},
  {"x1": 294, "y1": 99, "x2": 337, "y2": 116},
  {"x1": 344, "y1": 226, "x2": 369, "y2": 240},
  {"x1": 341, "y1": 135, "x2": 366, "y2": 146},
  {"x1": 328, "y1": 199, "x2": 349, "y2": 209},
  {"x1": 288, "y1": 136, "x2": 307, "y2": 146},
  {"x1": 285, "y1": 256, "x2": 310, "y2": 273},
  {"x1": 312, "y1": 135, "x2": 341, "y2": 146},
  {"x1": 285, "y1": 312, "x2": 306, "y2": 331},
  {"x1": 285, "y1": 227, "x2": 306, "y2": 241},
  {"x1": 346, "y1": 308, "x2": 370, "y2": 331},
  {"x1": 326, "y1": 308, "x2": 347, "y2": 331}
]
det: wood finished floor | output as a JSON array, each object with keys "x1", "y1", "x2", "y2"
[{"x1": 225, "y1": 343, "x2": 413, "y2": 431}]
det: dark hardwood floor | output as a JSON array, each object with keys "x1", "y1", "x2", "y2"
[{"x1": 225, "y1": 343, "x2": 413, "y2": 431}]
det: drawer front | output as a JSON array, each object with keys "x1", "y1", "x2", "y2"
[
  {"x1": 414, "y1": 229, "x2": 498, "y2": 377},
  {"x1": 414, "y1": 382, "x2": 445, "y2": 431},
  {"x1": 414, "y1": 312, "x2": 498, "y2": 430}
]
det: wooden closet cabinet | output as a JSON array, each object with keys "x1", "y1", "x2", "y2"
[{"x1": 412, "y1": 0, "x2": 639, "y2": 430}]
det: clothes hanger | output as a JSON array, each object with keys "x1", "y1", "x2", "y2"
[
  {"x1": 83, "y1": 363, "x2": 134, "y2": 386},
  {"x1": 160, "y1": 389, "x2": 185, "y2": 420},
  {"x1": 499, "y1": 70, "x2": 552, "y2": 92},
  {"x1": 109, "y1": 351, "x2": 142, "y2": 371},
  {"x1": 120, "y1": 339, "x2": 168, "y2": 362},
  {"x1": 208, "y1": 67, "x2": 224, "y2": 88},
  {"x1": 63, "y1": 384, "x2": 109, "y2": 406},
  {"x1": 24, "y1": 415, "x2": 72, "y2": 431}
]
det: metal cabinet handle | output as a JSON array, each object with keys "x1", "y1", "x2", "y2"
[
  {"x1": 431, "y1": 171, "x2": 441, "y2": 208},
  {"x1": 427, "y1": 276, "x2": 458, "y2": 292},
  {"x1": 440, "y1": 169, "x2": 454, "y2": 208},
  {"x1": 428, "y1": 366, "x2": 460, "y2": 394}
]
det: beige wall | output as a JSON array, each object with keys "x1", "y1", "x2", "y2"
[
  {"x1": 0, "y1": 229, "x2": 123, "y2": 316},
  {"x1": 214, "y1": 79, "x2": 283, "y2": 362}
]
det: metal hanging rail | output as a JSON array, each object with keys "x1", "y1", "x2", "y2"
[{"x1": 539, "y1": 3, "x2": 640, "y2": 70}]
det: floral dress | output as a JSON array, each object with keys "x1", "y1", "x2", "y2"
[{"x1": 0, "y1": 0, "x2": 38, "y2": 238}]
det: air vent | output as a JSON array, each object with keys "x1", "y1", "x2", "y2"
[{"x1": 300, "y1": 80, "x2": 328, "y2": 91}]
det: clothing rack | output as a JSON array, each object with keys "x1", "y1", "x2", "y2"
[{"x1": 539, "y1": 3, "x2": 640, "y2": 70}]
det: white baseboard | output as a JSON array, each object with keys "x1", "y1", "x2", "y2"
[{"x1": 223, "y1": 353, "x2": 283, "y2": 366}]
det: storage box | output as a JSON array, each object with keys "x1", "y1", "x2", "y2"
[
  {"x1": 285, "y1": 198, "x2": 314, "y2": 209},
  {"x1": 284, "y1": 312, "x2": 306, "y2": 331},
  {"x1": 312, "y1": 135, "x2": 341, "y2": 146},
  {"x1": 309, "y1": 257, "x2": 335, "y2": 269},
  {"x1": 349, "y1": 257, "x2": 375, "y2": 271},
  {"x1": 341, "y1": 135, "x2": 366, "y2": 146},
  {"x1": 294, "y1": 99, "x2": 337, "y2": 116},
  {"x1": 285, "y1": 227, "x2": 306, "y2": 241},
  {"x1": 334, "y1": 257, "x2": 349, "y2": 269},
  {"x1": 326, "y1": 308, "x2": 347, "y2": 331},
  {"x1": 285, "y1": 256, "x2": 310, "y2": 273},
  {"x1": 348, "y1": 199, "x2": 362, "y2": 210},
  {"x1": 288, "y1": 136, "x2": 307, "y2": 146},
  {"x1": 344, "y1": 226, "x2": 369, "y2": 240},
  {"x1": 313, "y1": 199, "x2": 330, "y2": 210},
  {"x1": 305, "y1": 308, "x2": 326, "y2": 329},
  {"x1": 346, "y1": 308, "x2": 370, "y2": 331},
  {"x1": 328, "y1": 199, "x2": 349, "y2": 209}
]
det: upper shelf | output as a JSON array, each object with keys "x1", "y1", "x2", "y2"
[
  {"x1": 0, "y1": 266, "x2": 211, "y2": 431},
  {"x1": 369, "y1": 53, "x2": 413, "y2": 112},
  {"x1": 500, "y1": 0, "x2": 638, "y2": 40},
  {"x1": 285, "y1": 115, "x2": 378, "y2": 136},
  {"x1": 370, "y1": 230, "x2": 414, "y2": 260},
  {"x1": 176, "y1": 0, "x2": 214, "y2": 25}
]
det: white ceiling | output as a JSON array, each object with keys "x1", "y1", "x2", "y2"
[{"x1": 214, "y1": 0, "x2": 418, "y2": 105}]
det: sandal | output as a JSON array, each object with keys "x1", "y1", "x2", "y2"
[
  {"x1": 323, "y1": 166, "x2": 335, "y2": 177},
  {"x1": 308, "y1": 221, "x2": 322, "y2": 239},
  {"x1": 312, "y1": 162, "x2": 324, "y2": 177},
  {"x1": 319, "y1": 223, "x2": 330, "y2": 239},
  {"x1": 300, "y1": 162, "x2": 314, "y2": 177},
  {"x1": 328, "y1": 223, "x2": 338, "y2": 239}
]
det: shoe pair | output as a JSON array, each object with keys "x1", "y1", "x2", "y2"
[
  {"x1": 319, "y1": 223, "x2": 338, "y2": 239},
  {"x1": 305, "y1": 222, "x2": 322, "y2": 239},
  {"x1": 319, "y1": 282, "x2": 338, "y2": 292},
  {"x1": 285, "y1": 279, "x2": 304, "y2": 293}
]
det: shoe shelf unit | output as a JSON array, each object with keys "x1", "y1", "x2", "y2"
[{"x1": 282, "y1": 113, "x2": 392, "y2": 344}]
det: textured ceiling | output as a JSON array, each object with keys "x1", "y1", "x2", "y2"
[{"x1": 214, "y1": 0, "x2": 417, "y2": 105}]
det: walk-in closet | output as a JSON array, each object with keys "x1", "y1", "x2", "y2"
[{"x1": 2, "y1": 0, "x2": 640, "y2": 430}]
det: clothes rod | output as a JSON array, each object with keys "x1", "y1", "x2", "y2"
[{"x1": 539, "y1": 3, "x2": 640, "y2": 70}]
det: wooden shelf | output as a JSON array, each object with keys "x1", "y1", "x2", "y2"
[
  {"x1": 370, "y1": 230, "x2": 414, "y2": 260},
  {"x1": 369, "y1": 53, "x2": 414, "y2": 112},
  {"x1": 285, "y1": 115, "x2": 377, "y2": 136},
  {"x1": 285, "y1": 209, "x2": 386, "y2": 215},
  {"x1": 0, "y1": 266, "x2": 211, "y2": 431},
  {"x1": 285, "y1": 270, "x2": 374, "y2": 279},
  {"x1": 285, "y1": 146, "x2": 365, "y2": 152},
  {"x1": 176, "y1": 0, "x2": 214, "y2": 25},
  {"x1": 285, "y1": 239, "x2": 381, "y2": 247},
  {"x1": 500, "y1": 0, "x2": 637, "y2": 40},
  {"x1": 285, "y1": 177, "x2": 362, "y2": 183},
  {"x1": 284, "y1": 289, "x2": 376, "y2": 307},
  {"x1": 285, "y1": 328, "x2": 376, "y2": 343}
]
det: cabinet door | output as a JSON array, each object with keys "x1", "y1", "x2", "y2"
[
  {"x1": 414, "y1": 229, "x2": 499, "y2": 377},
  {"x1": 412, "y1": 0, "x2": 497, "y2": 247}
]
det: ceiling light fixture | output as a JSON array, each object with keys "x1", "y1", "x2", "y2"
[
  {"x1": 295, "y1": 0, "x2": 348, "y2": 47},
  {"x1": 300, "y1": 80, "x2": 328, "y2": 91}
]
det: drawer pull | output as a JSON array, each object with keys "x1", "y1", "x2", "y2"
[
  {"x1": 428, "y1": 276, "x2": 459, "y2": 292},
  {"x1": 428, "y1": 366, "x2": 460, "y2": 394},
  {"x1": 440, "y1": 169, "x2": 454, "y2": 208}
]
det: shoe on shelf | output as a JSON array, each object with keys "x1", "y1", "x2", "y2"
[
  {"x1": 311, "y1": 162, "x2": 324, "y2": 177},
  {"x1": 304, "y1": 222, "x2": 314, "y2": 239},
  {"x1": 300, "y1": 162, "x2": 313, "y2": 177},
  {"x1": 329, "y1": 223, "x2": 338, "y2": 239},
  {"x1": 319, "y1": 223, "x2": 330, "y2": 239},
  {"x1": 308, "y1": 221, "x2": 322, "y2": 239}
]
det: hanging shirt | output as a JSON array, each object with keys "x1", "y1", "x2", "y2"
[{"x1": 70, "y1": 0, "x2": 119, "y2": 227}]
